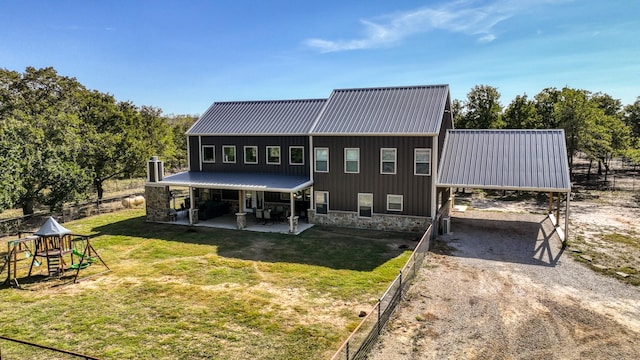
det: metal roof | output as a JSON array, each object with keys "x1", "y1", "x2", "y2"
[
  {"x1": 187, "y1": 99, "x2": 326, "y2": 136},
  {"x1": 437, "y1": 129, "x2": 571, "y2": 192},
  {"x1": 310, "y1": 85, "x2": 449, "y2": 135},
  {"x1": 158, "y1": 171, "x2": 313, "y2": 192}
]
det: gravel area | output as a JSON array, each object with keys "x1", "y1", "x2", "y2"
[{"x1": 369, "y1": 210, "x2": 640, "y2": 359}]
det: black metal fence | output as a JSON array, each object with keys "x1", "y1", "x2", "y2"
[
  {"x1": 0, "y1": 335, "x2": 99, "y2": 359},
  {"x1": 330, "y1": 224, "x2": 433, "y2": 360}
]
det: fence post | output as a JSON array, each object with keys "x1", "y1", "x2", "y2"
[
  {"x1": 345, "y1": 341, "x2": 349, "y2": 360},
  {"x1": 399, "y1": 270, "x2": 403, "y2": 298},
  {"x1": 377, "y1": 301, "x2": 381, "y2": 335}
]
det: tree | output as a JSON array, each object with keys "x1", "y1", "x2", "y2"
[
  {"x1": 462, "y1": 85, "x2": 504, "y2": 129},
  {"x1": 0, "y1": 67, "x2": 92, "y2": 214},
  {"x1": 164, "y1": 115, "x2": 197, "y2": 170},
  {"x1": 534, "y1": 87, "x2": 561, "y2": 128},
  {"x1": 503, "y1": 94, "x2": 541, "y2": 129},
  {"x1": 624, "y1": 97, "x2": 640, "y2": 140}
]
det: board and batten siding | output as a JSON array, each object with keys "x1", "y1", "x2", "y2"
[
  {"x1": 188, "y1": 135, "x2": 309, "y2": 176},
  {"x1": 313, "y1": 136, "x2": 434, "y2": 217}
]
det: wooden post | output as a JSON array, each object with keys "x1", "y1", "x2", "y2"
[
  {"x1": 548, "y1": 192, "x2": 553, "y2": 214},
  {"x1": 564, "y1": 192, "x2": 570, "y2": 244}
]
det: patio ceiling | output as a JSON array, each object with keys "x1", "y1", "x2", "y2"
[{"x1": 157, "y1": 171, "x2": 313, "y2": 193}]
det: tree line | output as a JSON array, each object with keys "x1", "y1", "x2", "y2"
[
  {"x1": 2, "y1": 67, "x2": 639, "y2": 215},
  {"x1": 0, "y1": 67, "x2": 196, "y2": 215},
  {"x1": 453, "y1": 85, "x2": 640, "y2": 179}
]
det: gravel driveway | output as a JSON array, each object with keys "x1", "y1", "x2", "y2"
[{"x1": 370, "y1": 210, "x2": 640, "y2": 359}]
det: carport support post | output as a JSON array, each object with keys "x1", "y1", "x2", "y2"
[
  {"x1": 556, "y1": 193, "x2": 561, "y2": 223},
  {"x1": 548, "y1": 192, "x2": 553, "y2": 214},
  {"x1": 189, "y1": 187, "x2": 195, "y2": 225},
  {"x1": 564, "y1": 192, "x2": 570, "y2": 243}
]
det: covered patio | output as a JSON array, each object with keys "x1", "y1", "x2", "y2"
[{"x1": 147, "y1": 169, "x2": 314, "y2": 234}]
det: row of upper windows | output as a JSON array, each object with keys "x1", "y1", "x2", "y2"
[
  {"x1": 314, "y1": 147, "x2": 432, "y2": 176},
  {"x1": 201, "y1": 145, "x2": 305, "y2": 166},
  {"x1": 315, "y1": 191, "x2": 403, "y2": 217}
]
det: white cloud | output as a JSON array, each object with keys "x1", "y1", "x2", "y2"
[{"x1": 304, "y1": 0, "x2": 548, "y2": 53}]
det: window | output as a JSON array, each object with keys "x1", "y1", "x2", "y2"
[
  {"x1": 387, "y1": 194, "x2": 403, "y2": 212},
  {"x1": 380, "y1": 148, "x2": 397, "y2": 174},
  {"x1": 202, "y1": 145, "x2": 215, "y2": 163},
  {"x1": 223, "y1": 145, "x2": 236, "y2": 163},
  {"x1": 244, "y1": 146, "x2": 257, "y2": 164},
  {"x1": 315, "y1": 191, "x2": 328, "y2": 215},
  {"x1": 358, "y1": 193, "x2": 373, "y2": 218},
  {"x1": 315, "y1": 147, "x2": 329, "y2": 172},
  {"x1": 289, "y1": 146, "x2": 304, "y2": 165},
  {"x1": 344, "y1": 148, "x2": 360, "y2": 173},
  {"x1": 266, "y1": 146, "x2": 281, "y2": 164},
  {"x1": 414, "y1": 148, "x2": 431, "y2": 175}
]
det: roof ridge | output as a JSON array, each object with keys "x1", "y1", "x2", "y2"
[
  {"x1": 332, "y1": 84, "x2": 449, "y2": 92},
  {"x1": 214, "y1": 98, "x2": 327, "y2": 105}
]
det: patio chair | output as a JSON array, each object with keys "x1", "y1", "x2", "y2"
[{"x1": 263, "y1": 210, "x2": 273, "y2": 225}]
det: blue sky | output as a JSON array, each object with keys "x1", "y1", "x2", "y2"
[{"x1": 1, "y1": 0, "x2": 638, "y2": 115}]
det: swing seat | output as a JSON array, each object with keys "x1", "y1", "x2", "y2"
[
  {"x1": 72, "y1": 249, "x2": 97, "y2": 263},
  {"x1": 69, "y1": 262, "x2": 91, "y2": 270}
]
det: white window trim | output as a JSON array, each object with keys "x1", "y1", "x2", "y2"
[
  {"x1": 289, "y1": 146, "x2": 305, "y2": 165},
  {"x1": 380, "y1": 148, "x2": 397, "y2": 175},
  {"x1": 244, "y1": 146, "x2": 258, "y2": 164},
  {"x1": 222, "y1": 145, "x2": 236, "y2": 163},
  {"x1": 315, "y1": 191, "x2": 329, "y2": 215},
  {"x1": 358, "y1": 193, "x2": 373, "y2": 218},
  {"x1": 386, "y1": 194, "x2": 404, "y2": 212},
  {"x1": 314, "y1": 147, "x2": 329, "y2": 173},
  {"x1": 202, "y1": 145, "x2": 215, "y2": 163},
  {"x1": 266, "y1": 146, "x2": 281, "y2": 165},
  {"x1": 414, "y1": 148, "x2": 432, "y2": 176},
  {"x1": 344, "y1": 148, "x2": 360, "y2": 174}
]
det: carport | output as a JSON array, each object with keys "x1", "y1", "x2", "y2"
[{"x1": 437, "y1": 129, "x2": 572, "y2": 242}]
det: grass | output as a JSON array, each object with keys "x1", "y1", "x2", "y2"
[{"x1": 0, "y1": 209, "x2": 415, "y2": 359}]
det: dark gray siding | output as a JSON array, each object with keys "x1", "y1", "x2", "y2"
[
  {"x1": 313, "y1": 136, "x2": 434, "y2": 217},
  {"x1": 188, "y1": 136, "x2": 200, "y2": 170},
  {"x1": 189, "y1": 135, "x2": 310, "y2": 176},
  {"x1": 437, "y1": 95, "x2": 454, "y2": 165}
]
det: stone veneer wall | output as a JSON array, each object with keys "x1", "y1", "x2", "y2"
[
  {"x1": 308, "y1": 210, "x2": 431, "y2": 233},
  {"x1": 145, "y1": 185, "x2": 170, "y2": 222}
]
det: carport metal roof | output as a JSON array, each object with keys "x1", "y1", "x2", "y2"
[
  {"x1": 437, "y1": 129, "x2": 571, "y2": 193},
  {"x1": 158, "y1": 171, "x2": 313, "y2": 193}
]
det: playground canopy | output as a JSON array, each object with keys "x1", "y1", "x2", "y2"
[{"x1": 34, "y1": 217, "x2": 71, "y2": 237}]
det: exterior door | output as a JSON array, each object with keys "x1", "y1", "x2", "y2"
[{"x1": 243, "y1": 191, "x2": 264, "y2": 212}]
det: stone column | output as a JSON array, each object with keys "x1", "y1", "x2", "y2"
[
  {"x1": 145, "y1": 185, "x2": 170, "y2": 222},
  {"x1": 236, "y1": 212, "x2": 247, "y2": 230}
]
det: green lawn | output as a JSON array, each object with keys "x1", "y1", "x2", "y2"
[{"x1": 1, "y1": 210, "x2": 415, "y2": 359}]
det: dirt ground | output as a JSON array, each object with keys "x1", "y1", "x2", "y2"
[{"x1": 370, "y1": 208, "x2": 640, "y2": 359}]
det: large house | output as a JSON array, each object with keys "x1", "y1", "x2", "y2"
[
  {"x1": 145, "y1": 84, "x2": 571, "y2": 237},
  {"x1": 146, "y1": 85, "x2": 454, "y2": 233}
]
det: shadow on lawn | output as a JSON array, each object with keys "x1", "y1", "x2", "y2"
[{"x1": 91, "y1": 216, "x2": 417, "y2": 271}]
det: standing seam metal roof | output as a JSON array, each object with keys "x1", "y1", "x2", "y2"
[
  {"x1": 310, "y1": 85, "x2": 449, "y2": 135},
  {"x1": 186, "y1": 99, "x2": 327, "y2": 135},
  {"x1": 437, "y1": 129, "x2": 571, "y2": 192}
]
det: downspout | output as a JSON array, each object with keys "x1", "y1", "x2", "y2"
[
  {"x1": 431, "y1": 135, "x2": 438, "y2": 224},
  {"x1": 309, "y1": 135, "x2": 314, "y2": 211}
]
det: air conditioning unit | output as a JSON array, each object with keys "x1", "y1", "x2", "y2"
[{"x1": 442, "y1": 217, "x2": 451, "y2": 234}]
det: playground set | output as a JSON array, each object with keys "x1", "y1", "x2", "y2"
[{"x1": 1, "y1": 217, "x2": 109, "y2": 288}]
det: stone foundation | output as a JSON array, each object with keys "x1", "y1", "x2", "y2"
[
  {"x1": 145, "y1": 185, "x2": 171, "y2": 222},
  {"x1": 309, "y1": 210, "x2": 431, "y2": 233}
]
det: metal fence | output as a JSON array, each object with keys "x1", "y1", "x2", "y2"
[
  {"x1": 0, "y1": 335, "x2": 99, "y2": 359},
  {"x1": 330, "y1": 224, "x2": 433, "y2": 360}
]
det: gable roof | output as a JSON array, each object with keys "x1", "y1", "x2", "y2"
[
  {"x1": 437, "y1": 129, "x2": 571, "y2": 192},
  {"x1": 35, "y1": 216, "x2": 72, "y2": 236},
  {"x1": 187, "y1": 98, "x2": 326, "y2": 136},
  {"x1": 310, "y1": 85, "x2": 450, "y2": 136}
]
